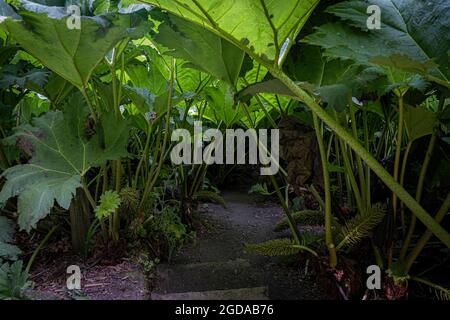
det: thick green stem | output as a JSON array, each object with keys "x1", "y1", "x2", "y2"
[
  {"x1": 270, "y1": 175, "x2": 302, "y2": 245},
  {"x1": 400, "y1": 132, "x2": 438, "y2": 260},
  {"x1": 313, "y1": 113, "x2": 337, "y2": 267},
  {"x1": 110, "y1": 63, "x2": 120, "y2": 119},
  {"x1": 134, "y1": 121, "x2": 154, "y2": 188},
  {"x1": 363, "y1": 107, "x2": 371, "y2": 206},
  {"x1": 405, "y1": 192, "x2": 450, "y2": 272},
  {"x1": 25, "y1": 226, "x2": 58, "y2": 273},
  {"x1": 349, "y1": 99, "x2": 367, "y2": 207},
  {"x1": 112, "y1": 159, "x2": 122, "y2": 241},
  {"x1": 242, "y1": 78, "x2": 277, "y2": 127},
  {"x1": 80, "y1": 88, "x2": 98, "y2": 122},
  {"x1": 334, "y1": 135, "x2": 344, "y2": 203},
  {"x1": 135, "y1": 5, "x2": 450, "y2": 247},
  {"x1": 138, "y1": 59, "x2": 176, "y2": 211},
  {"x1": 269, "y1": 67, "x2": 450, "y2": 248},
  {"x1": 82, "y1": 180, "x2": 96, "y2": 209},
  {"x1": 399, "y1": 142, "x2": 413, "y2": 234},
  {"x1": 309, "y1": 184, "x2": 325, "y2": 209},
  {"x1": 392, "y1": 95, "x2": 405, "y2": 219},
  {"x1": 339, "y1": 137, "x2": 364, "y2": 214}
]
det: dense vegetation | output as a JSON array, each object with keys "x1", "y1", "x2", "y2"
[{"x1": 0, "y1": 0, "x2": 449, "y2": 299}]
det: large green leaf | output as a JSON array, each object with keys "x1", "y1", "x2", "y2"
[
  {"x1": 0, "y1": 0, "x2": 150, "y2": 88},
  {"x1": 303, "y1": 0, "x2": 450, "y2": 82},
  {"x1": 125, "y1": 85, "x2": 155, "y2": 114},
  {"x1": 126, "y1": 45, "x2": 171, "y2": 96},
  {"x1": 404, "y1": 105, "x2": 436, "y2": 142},
  {"x1": 0, "y1": 94, "x2": 129, "y2": 231},
  {"x1": 202, "y1": 82, "x2": 243, "y2": 127},
  {"x1": 139, "y1": 0, "x2": 320, "y2": 62},
  {"x1": 0, "y1": 260, "x2": 32, "y2": 299},
  {"x1": 0, "y1": 242, "x2": 21, "y2": 261},
  {"x1": 238, "y1": 45, "x2": 388, "y2": 111},
  {"x1": 0, "y1": 65, "x2": 50, "y2": 90},
  {"x1": 151, "y1": 11, "x2": 244, "y2": 85}
]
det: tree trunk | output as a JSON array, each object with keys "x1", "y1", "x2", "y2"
[{"x1": 69, "y1": 188, "x2": 91, "y2": 254}]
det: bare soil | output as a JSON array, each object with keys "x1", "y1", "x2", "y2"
[{"x1": 151, "y1": 190, "x2": 329, "y2": 300}]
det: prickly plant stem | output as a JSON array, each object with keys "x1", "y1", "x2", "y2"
[
  {"x1": 399, "y1": 142, "x2": 413, "y2": 234},
  {"x1": 268, "y1": 66, "x2": 450, "y2": 248},
  {"x1": 80, "y1": 88, "x2": 98, "y2": 122},
  {"x1": 137, "y1": 3, "x2": 450, "y2": 247},
  {"x1": 81, "y1": 177, "x2": 96, "y2": 208},
  {"x1": 269, "y1": 175, "x2": 302, "y2": 245},
  {"x1": 338, "y1": 137, "x2": 364, "y2": 214},
  {"x1": 309, "y1": 184, "x2": 325, "y2": 209},
  {"x1": 400, "y1": 124, "x2": 438, "y2": 259},
  {"x1": 25, "y1": 226, "x2": 57, "y2": 273},
  {"x1": 313, "y1": 113, "x2": 337, "y2": 267},
  {"x1": 134, "y1": 120, "x2": 154, "y2": 188},
  {"x1": 405, "y1": 192, "x2": 450, "y2": 272},
  {"x1": 363, "y1": 106, "x2": 371, "y2": 206},
  {"x1": 349, "y1": 97, "x2": 367, "y2": 208},
  {"x1": 392, "y1": 95, "x2": 405, "y2": 225},
  {"x1": 139, "y1": 59, "x2": 176, "y2": 211},
  {"x1": 401, "y1": 94, "x2": 444, "y2": 261}
]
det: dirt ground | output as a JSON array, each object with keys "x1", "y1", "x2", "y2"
[
  {"x1": 151, "y1": 190, "x2": 328, "y2": 300},
  {"x1": 28, "y1": 190, "x2": 328, "y2": 300}
]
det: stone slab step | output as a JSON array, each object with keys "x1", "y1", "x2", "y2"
[
  {"x1": 154, "y1": 259, "x2": 266, "y2": 293},
  {"x1": 151, "y1": 286, "x2": 269, "y2": 300}
]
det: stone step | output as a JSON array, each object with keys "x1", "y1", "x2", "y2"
[
  {"x1": 151, "y1": 286, "x2": 269, "y2": 300},
  {"x1": 154, "y1": 258, "x2": 266, "y2": 294}
]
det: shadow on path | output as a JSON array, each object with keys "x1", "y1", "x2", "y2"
[{"x1": 151, "y1": 191, "x2": 328, "y2": 300}]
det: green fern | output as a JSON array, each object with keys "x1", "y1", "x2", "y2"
[
  {"x1": 245, "y1": 235, "x2": 319, "y2": 257},
  {"x1": 274, "y1": 210, "x2": 324, "y2": 232},
  {"x1": 410, "y1": 276, "x2": 450, "y2": 300},
  {"x1": 193, "y1": 191, "x2": 226, "y2": 208},
  {"x1": 336, "y1": 203, "x2": 385, "y2": 250},
  {"x1": 245, "y1": 238, "x2": 301, "y2": 256},
  {"x1": 95, "y1": 191, "x2": 121, "y2": 220}
]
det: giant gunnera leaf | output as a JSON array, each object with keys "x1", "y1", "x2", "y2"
[
  {"x1": 0, "y1": 94, "x2": 129, "y2": 232},
  {"x1": 138, "y1": 0, "x2": 320, "y2": 63},
  {"x1": 303, "y1": 0, "x2": 450, "y2": 82},
  {"x1": 151, "y1": 11, "x2": 245, "y2": 85},
  {"x1": 0, "y1": 0, "x2": 151, "y2": 88}
]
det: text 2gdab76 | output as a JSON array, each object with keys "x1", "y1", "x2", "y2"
[{"x1": 175, "y1": 304, "x2": 274, "y2": 317}]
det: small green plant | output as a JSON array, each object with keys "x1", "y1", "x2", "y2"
[
  {"x1": 95, "y1": 191, "x2": 122, "y2": 220},
  {"x1": 0, "y1": 260, "x2": 32, "y2": 300}
]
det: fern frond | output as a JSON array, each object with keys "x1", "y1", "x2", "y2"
[
  {"x1": 274, "y1": 210, "x2": 324, "y2": 232},
  {"x1": 300, "y1": 230, "x2": 325, "y2": 246},
  {"x1": 336, "y1": 203, "x2": 385, "y2": 250},
  {"x1": 245, "y1": 238, "x2": 301, "y2": 256},
  {"x1": 410, "y1": 276, "x2": 450, "y2": 300},
  {"x1": 245, "y1": 237, "x2": 318, "y2": 257},
  {"x1": 193, "y1": 191, "x2": 226, "y2": 208}
]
